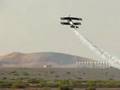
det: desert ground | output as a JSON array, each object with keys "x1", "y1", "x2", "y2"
[
  {"x1": 0, "y1": 68, "x2": 120, "y2": 90},
  {"x1": 0, "y1": 68, "x2": 120, "y2": 80}
]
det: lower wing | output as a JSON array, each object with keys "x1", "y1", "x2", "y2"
[
  {"x1": 73, "y1": 22, "x2": 81, "y2": 25},
  {"x1": 61, "y1": 22, "x2": 70, "y2": 25}
]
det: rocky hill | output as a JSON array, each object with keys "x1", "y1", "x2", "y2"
[{"x1": 0, "y1": 52, "x2": 93, "y2": 68}]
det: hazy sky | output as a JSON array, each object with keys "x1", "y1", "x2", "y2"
[{"x1": 0, "y1": 0, "x2": 120, "y2": 59}]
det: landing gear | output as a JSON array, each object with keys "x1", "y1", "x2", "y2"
[{"x1": 70, "y1": 25, "x2": 79, "y2": 28}]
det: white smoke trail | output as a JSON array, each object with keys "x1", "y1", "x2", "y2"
[{"x1": 72, "y1": 29, "x2": 120, "y2": 69}]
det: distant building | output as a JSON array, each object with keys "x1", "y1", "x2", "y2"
[{"x1": 43, "y1": 64, "x2": 52, "y2": 68}]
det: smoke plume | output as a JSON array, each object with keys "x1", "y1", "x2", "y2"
[{"x1": 72, "y1": 29, "x2": 120, "y2": 69}]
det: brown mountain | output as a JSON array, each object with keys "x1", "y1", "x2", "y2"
[{"x1": 0, "y1": 52, "x2": 94, "y2": 68}]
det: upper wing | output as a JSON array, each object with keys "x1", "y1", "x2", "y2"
[
  {"x1": 61, "y1": 17, "x2": 82, "y2": 20},
  {"x1": 70, "y1": 17, "x2": 82, "y2": 20},
  {"x1": 61, "y1": 22, "x2": 70, "y2": 25},
  {"x1": 61, "y1": 17, "x2": 71, "y2": 20}
]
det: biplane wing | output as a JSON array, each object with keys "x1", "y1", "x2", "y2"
[
  {"x1": 60, "y1": 22, "x2": 70, "y2": 25},
  {"x1": 73, "y1": 22, "x2": 81, "y2": 25},
  {"x1": 61, "y1": 17, "x2": 82, "y2": 20}
]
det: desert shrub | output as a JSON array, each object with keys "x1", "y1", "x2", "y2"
[
  {"x1": 87, "y1": 81, "x2": 96, "y2": 87},
  {"x1": 11, "y1": 71, "x2": 17, "y2": 74},
  {"x1": 42, "y1": 87, "x2": 51, "y2": 90},
  {"x1": 109, "y1": 78, "x2": 113, "y2": 80},
  {"x1": 56, "y1": 80, "x2": 73, "y2": 87},
  {"x1": 50, "y1": 71, "x2": 55, "y2": 74},
  {"x1": 105, "y1": 80, "x2": 117, "y2": 88},
  {"x1": 84, "y1": 81, "x2": 96, "y2": 90},
  {"x1": 38, "y1": 80, "x2": 47, "y2": 87},
  {"x1": 23, "y1": 72, "x2": 29, "y2": 76},
  {"x1": 28, "y1": 78, "x2": 40, "y2": 84},
  {"x1": 113, "y1": 81, "x2": 120, "y2": 87},
  {"x1": 44, "y1": 80, "x2": 55, "y2": 87},
  {"x1": 38, "y1": 73, "x2": 41, "y2": 75},
  {"x1": 76, "y1": 77, "x2": 82, "y2": 80},
  {"x1": 2, "y1": 77, "x2": 7, "y2": 80},
  {"x1": 66, "y1": 72, "x2": 71, "y2": 75},
  {"x1": 55, "y1": 75, "x2": 60, "y2": 78},
  {"x1": 0, "y1": 81, "x2": 12, "y2": 88},
  {"x1": 85, "y1": 87, "x2": 96, "y2": 90},
  {"x1": 11, "y1": 80, "x2": 28, "y2": 88},
  {"x1": 59, "y1": 85, "x2": 73, "y2": 90},
  {"x1": 10, "y1": 71, "x2": 19, "y2": 76},
  {"x1": 73, "y1": 80, "x2": 86, "y2": 88}
]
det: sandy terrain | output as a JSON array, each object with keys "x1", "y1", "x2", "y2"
[{"x1": 0, "y1": 68, "x2": 120, "y2": 80}]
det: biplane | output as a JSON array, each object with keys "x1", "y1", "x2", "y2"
[{"x1": 60, "y1": 16, "x2": 82, "y2": 28}]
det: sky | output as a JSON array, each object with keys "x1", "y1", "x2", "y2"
[{"x1": 0, "y1": 0, "x2": 120, "y2": 59}]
